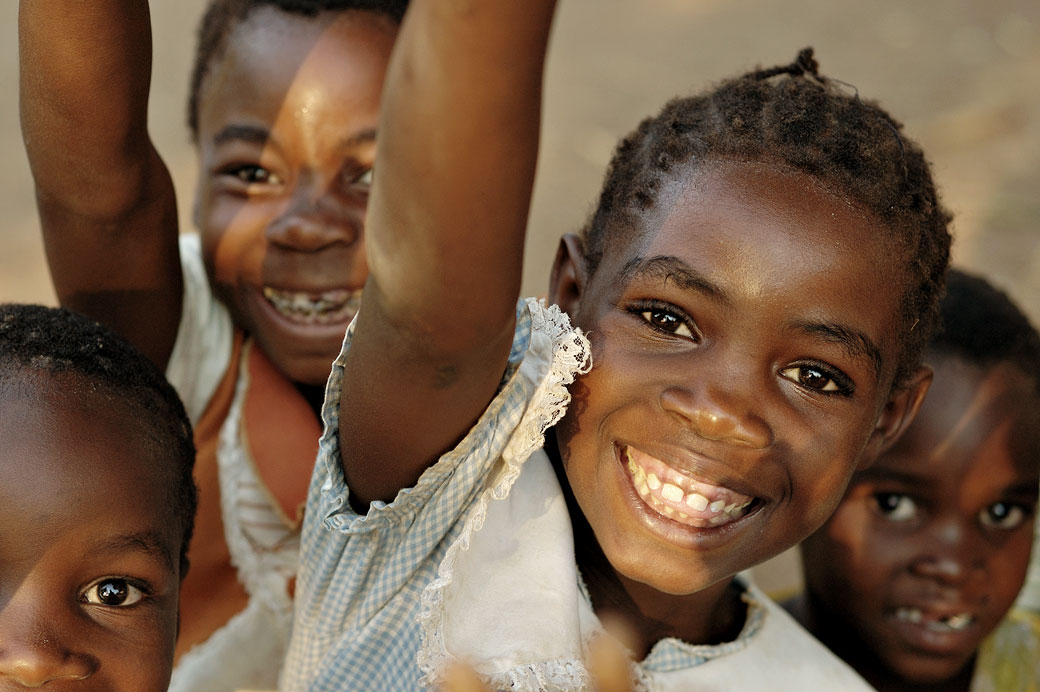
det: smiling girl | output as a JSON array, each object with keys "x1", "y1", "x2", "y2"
[
  {"x1": 283, "y1": 2, "x2": 951, "y2": 689},
  {"x1": 18, "y1": 0, "x2": 403, "y2": 689}
]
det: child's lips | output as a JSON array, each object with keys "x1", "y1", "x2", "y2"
[
  {"x1": 623, "y1": 445, "x2": 757, "y2": 528},
  {"x1": 260, "y1": 286, "x2": 362, "y2": 326},
  {"x1": 887, "y1": 602, "x2": 981, "y2": 654}
]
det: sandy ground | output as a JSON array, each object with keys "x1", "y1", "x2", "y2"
[{"x1": 3, "y1": 0, "x2": 1038, "y2": 594}]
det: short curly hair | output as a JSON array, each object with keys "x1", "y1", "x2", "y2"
[
  {"x1": 932, "y1": 268, "x2": 1040, "y2": 391},
  {"x1": 187, "y1": 0, "x2": 408, "y2": 139},
  {"x1": 583, "y1": 49, "x2": 952, "y2": 386},
  {"x1": 0, "y1": 303, "x2": 197, "y2": 575}
]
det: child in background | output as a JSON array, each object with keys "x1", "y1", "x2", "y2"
[
  {"x1": 19, "y1": 0, "x2": 403, "y2": 688},
  {"x1": 283, "y1": 1, "x2": 951, "y2": 689},
  {"x1": 786, "y1": 269, "x2": 1040, "y2": 692},
  {"x1": 0, "y1": 304, "x2": 196, "y2": 691}
]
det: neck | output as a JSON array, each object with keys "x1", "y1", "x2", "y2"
[
  {"x1": 294, "y1": 381, "x2": 326, "y2": 419},
  {"x1": 547, "y1": 432, "x2": 747, "y2": 660},
  {"x1": 793, "y1": 591, "x2": 975, "y2": 692}
]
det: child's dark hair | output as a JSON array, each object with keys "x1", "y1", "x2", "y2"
[
  {"x1": 0, "y1": 304, "x2": 197, "y2": 574},
  {"x1": 583, "y1": 48, "x2": 952, "y2": 386},
  {"x1": 932, "y1": 268, "x2": 1040, "y2": 391},
  {"x1": 187, "y1": 0, "x2": 409, "y2": 139}
]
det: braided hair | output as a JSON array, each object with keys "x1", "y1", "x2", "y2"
[
  {"x1": 583, "y1": 48, "x2": 952, "y2": 385},
  {"x1": 0, "y1": 304, "x2": 197, "y2": 574},
  {"x1": 187, "y1": 0, "x2": 408, "y2": 139}
]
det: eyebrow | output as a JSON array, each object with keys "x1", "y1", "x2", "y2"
[
  {"x1": 617, "y1": 255, "x2": 731, "y2": 305},
  {"x1": 213, "y1": 124, "x2": 269, "y2": 146},
  {"x1": 857, "y1": 467, "x2": 927, "y2": 485},
  {"x1": 790, "y1": 320, "x2": 883, "y2": 381},
  {"x1": 212, "y1": 125, "x2": 378, "y2": 151},
  {"x1": 94, "y1": 532, "x2": 176, "y2": 573}
]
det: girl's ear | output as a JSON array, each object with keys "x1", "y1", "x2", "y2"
[
  {"x1": 549, "y1": 233, "x2": 588, "y2": 316},
  {"x1": 859, "y1": 365, "x2": 933, "y2": 470}
]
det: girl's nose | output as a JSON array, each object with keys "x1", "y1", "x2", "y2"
[
  {"x1": 0, "y1": 616, "x2": 96, "y2": 686},
  {"x1": 660, "y1": 382, "x2": 772, "y2": 449},
  {"x1": 910, "y1": 519, "x2": 985, "y2": 587},
  {"x1": 266, "y1": 185, "x2": 364, "y2": 252}
]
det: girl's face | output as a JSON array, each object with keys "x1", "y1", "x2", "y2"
[
  {"x1": 194, "y1": 9, "x2": 396, "y2": 385},
  {"x1": 550, "y1": 161, "x2": 926, "y2": 597},
  {"x1": 800, "y1": 355, "x2": 1040, "y2": 685},
  {"x1": 0, "y1": 374, "x2": 184, "y2": 691}
]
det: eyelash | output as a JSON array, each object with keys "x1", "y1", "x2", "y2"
[
  {"x1": 628, "y1": 300, "x2": 698, "y2": 341},
  {"x1": 80, "y1": 577, "x2": 151, "y2": 608},
  {"x1": 779, "y1": 362, "x2": 855, "y2": 397},
  {"x1": 219, "y1": 163, "x2": 282, "y2": 187}
]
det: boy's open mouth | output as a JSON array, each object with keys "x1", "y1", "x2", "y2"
[
  {"x1": 262, "y1": 287, "x2": 362, "y2": 325},
  {"x1": 623, "y1": 445, "x2": 755, "y2": 528},
  {"x1": 894, "y1": 606, "x2": 976, "y2": 633}
]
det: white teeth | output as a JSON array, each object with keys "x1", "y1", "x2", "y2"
[
  {"x1": 724, "y1": 503, "x2": 737, "y2": 513},
  {"x1": 646, "y1": 473, "x2": 662, "y2": 491},
  {"x1": 709, "y1": 500, "x2": 726, "y2": 513},
  {"x1": 943, "y1": 614, "x2": 974, "y2": 631},
  {"x1": 637, "y1": 481, "x2": 649, "y2": 497},
  {"x1": 686, "y1": 493, "x2": 709, "y2": 511},
  {"x1": 896, "y1": 607, "x2": 923, "y2": 624},
  {"x1": 660, "y1": 483, "x2": 684, "y2": 503},
  {"x1": 262, "y1": 286, "x2": 361, "y2": 322}
]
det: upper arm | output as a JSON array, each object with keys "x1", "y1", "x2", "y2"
[
  {"x1": 19, "y1": 0, "x2": 183, "y2": 369},
  {"x1": 338, "y1": 0, "x2": 559, "y2": 505}
]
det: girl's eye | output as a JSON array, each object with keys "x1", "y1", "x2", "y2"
[
  {"x1": 81, "y1": 578, "x2": 145, "y2": 607},
  {"x1": 779, "y1": 365, "x2": 850, "y2": 394},
  {"x1": 874, "y1": 492, "x2": 918, "y2": 522},
  {"x1": 354, "y1": 168, "x2": 373, "y2": 187},
  {"x1": 227, "y1": 164, "x2": 280, "y2": 186},
  {"x1": 639, "y1": 309, "x2": 695, "y2": 339},
  {"x1": 980, "y1": 502, "x2": 1027, "y2": 530}
]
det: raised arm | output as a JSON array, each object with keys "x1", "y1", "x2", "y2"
[
  {"x1": 19, "y1": 0, "x2": 182, "y2": 368},
  {"x1": 341, "y1": 0, "x2": 558, "y2": 504}
]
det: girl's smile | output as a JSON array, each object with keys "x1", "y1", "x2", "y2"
[
  {"x1": 551, "y1": 160, "x2": 926, "y2": 605},
  {"x1": 194, "y1": 8, "x2": 396, "y2": 385}
]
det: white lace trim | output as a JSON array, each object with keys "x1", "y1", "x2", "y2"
[
  {"x1": 216, "y1": 341, "x2": 299, "y2": 611},
  {"x1": 416, "y1": 298, "x2": 592, "y2": 690}
]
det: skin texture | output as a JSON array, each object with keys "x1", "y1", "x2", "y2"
[
  {"x1": 548, "y1": 161, "x2": 931, "y2": 653},
  {"x1": 0, "y1": 374, "x2": 183, "y2": 691},
  {"x1": 194, "y1": 8, "x2": 395, "y2": 387},
  {"x1": 794, "y1": 354, "x2": 1040, "y2": 691}
]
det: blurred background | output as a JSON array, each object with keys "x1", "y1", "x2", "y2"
[{"x1": 2, "y1": 0, "x2": 1038, "y2": 593}]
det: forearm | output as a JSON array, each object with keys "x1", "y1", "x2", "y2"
[
  {"x1": 20, "y1": 0, "x2": 182, "y2": 369},
  {"x1": 365, "y1": 0, "x2": 558, "y2": 351},
  {"x1": 19, "y1": 0, "x2": 161, "y2": 219}
]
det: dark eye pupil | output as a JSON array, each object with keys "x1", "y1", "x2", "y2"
[
  {"x1": 876, "y1": 493, "x2": 899, "y2": 512},
  {"x1": 990, "y1": 502, "x2": 1009, "y2": 520},
  {"x1": 97, "y1": 580, "x2": 129, "y2": 605},
  {"x1": 800, "y1": 367, "x2": 828, "y2": 389},
  {"x1": 650, "y1": 311, "x2": 678, "y2": 331},
  {"x1": 237, "y1": 167, "x2": 268, "y2": 183}
]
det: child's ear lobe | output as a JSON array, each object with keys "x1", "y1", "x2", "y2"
[
  {"x1": 859, "y1": 365, "x2": 934, "y2": 470},
  {"x1": 548, "y1": 233, "x2": 588, "y2": 315}
]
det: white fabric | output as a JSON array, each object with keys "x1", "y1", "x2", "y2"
[
  {"x1": 166, "y1": 233, "x2": 233, "y2": 424},
  {"x1": 423, "y1": 447, "x2": 875, "y2": 691},
  {"x1": 164, "y1": 234, "x2": 292, "y2": 692}
]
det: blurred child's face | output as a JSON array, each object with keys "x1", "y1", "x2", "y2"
[
  {"x1": 0, "y1": 374, "x2": 183, "y2": 690},
  {"x1": 551, "y1": 161, "x2": 925, "y2": 597},
  {"x1": 800, "y1": 355, "x2": 1040, "y2": 684},
  {"x1": 194, "y1": 9, "x2": 395, "y2": 385}
]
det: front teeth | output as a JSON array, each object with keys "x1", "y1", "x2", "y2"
[
  {"x1": 262, "y1": 287, "x2": 361, "y2": 324},
  {"x1": 625, "y1": 448, "x2": 753, "y2": 527},
  {"x1": 895, "y1": 607, "x2": 974, "y2": 631}
]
